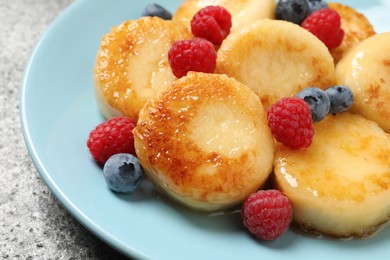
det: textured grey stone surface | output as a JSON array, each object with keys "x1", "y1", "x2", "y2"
[{"x1": 0, "y1": 1, "x2": 129, "y2": 259}]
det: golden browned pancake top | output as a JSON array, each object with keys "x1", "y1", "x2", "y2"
[
  {"x1": 94, "y1": 17, "x2": 191, "y2": 121},
  {"x1": 134, "y1": 72, "x2": 274, "y2": 207}
]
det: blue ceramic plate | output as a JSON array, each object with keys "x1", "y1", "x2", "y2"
[{"x1": 21, "y1": 0, "x2": 390, "y2": 259}]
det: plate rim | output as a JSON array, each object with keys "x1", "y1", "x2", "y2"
[{"x1": 19, "y1": 0, "x2": 149, "y2": 258}]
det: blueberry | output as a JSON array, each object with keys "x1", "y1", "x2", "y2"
[
  {"x1": 142, "y1": 3, "x2": 172, "y2": 20},
  {"x1": 325, "y1": 85, "x2": 354, "y2": 114},
  {"x1": 276, "y1": 0, "x2": 310, "y2": 25},
  {"x1": 297, "y1": 87, "x2": 330, "y2": 122},
  {"x1": 306, "y1": 0, "x2": 329, "y2": 14},
  {"x1": 103, "y1": 153, "x2": 144, "y2": 193}
]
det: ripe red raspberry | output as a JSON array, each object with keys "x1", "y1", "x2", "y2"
[
  {"x1": 267, "y1": 97, "x2": 314, "y2": 149},
  {"x1": 242, "y1": 189, "x2": 293, "y2": 241},
  {"x1": 301, "y1": 8, "x2": 344, "y2": 50},
  {"x1": 168, "y1": 38, "x2": 217, "y2": 78},
  {"x1": 87, "y1": 117, "x2": 136, "y2": 164},
  {"x1": 191, "y1": 6, "x2": 232, "y2": 45}
]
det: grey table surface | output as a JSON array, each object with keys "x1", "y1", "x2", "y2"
[{"x1": 0, "y1": 0, "x2": 130, "y2": 259}]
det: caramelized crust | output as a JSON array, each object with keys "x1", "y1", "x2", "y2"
[
  {"x1": 274, "y1": 113, "x2": 390, "y2": 238},
  {"x1": 217, "y1": 19, "x2": 335, "y2": 109},
  {"x1": 329, "y1": 2, "x2": 376, "y2": 64},
  {"x1": 94, "y1": 17, "x2": 191, "y2": 121},
  {"x1": 134, "y1": 72, "x2": 275, "y2": 211}
]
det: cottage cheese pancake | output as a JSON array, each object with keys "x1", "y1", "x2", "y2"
[
  {"x1": 335, "y1": 32, "x2": 390, "y2": 132},
  {"x1": 274, "y1": 113, "x2": 390, "y2": 238},
  {"x1": 217, "y1": 19, "x2": 335, "y2": 110},
  {"x1": 94, "y1": 17, "x2": 191, "y2": 122},
  {"x1": 134, "y1": 72, "x2": 275, "y2": 212}
]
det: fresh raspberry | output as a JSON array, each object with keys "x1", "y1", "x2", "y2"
[
  {"x1": 168, "y1": 38, "x2": 217, "y2": 78},
  {"x1": 301, "y1": 8, "x2": 344, "y2": 50},
  {"x1": 190, "y1": 6, "x2": 232, "y2": 45},
  {"x1": 242, "y1": 189, "x2": 293, "y2": 241},
  {"x1": 267, "y1": 97, "x2": 314, "y2": 149},
  {"x1": 87, "y1": 117, "x2": 136, "y2": 164}
]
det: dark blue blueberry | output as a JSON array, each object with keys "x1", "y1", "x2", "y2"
[
  {"x1": 306, "y1": 0, "x2": 329, "y2": 14},
  {"x1": 276, "y1": 0, "x2": 310, "y2": 25},
  {"x1": 325, "y1": 85, "x2": 354, "y2": 114},
  {"x1": 142, "y1": 3, "x2": 172, "y2": 20},
  {"x1": 103, "y1": 153, "x2": 144, "y2": 193},
  {"x1": 297, "y1": 87, "x2": 330, "y2": 122}
]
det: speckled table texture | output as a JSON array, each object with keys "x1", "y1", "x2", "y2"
[{"x1": 0, "y1": 1, "x2": 129, "y2": 259}]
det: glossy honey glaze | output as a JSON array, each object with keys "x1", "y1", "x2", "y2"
[
  {"x1": 274, "y1": 113, "x2": 390, "y2": 238},
  {"x1": 336, "y1": 32, "x2": 390, "y2": 132}
]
